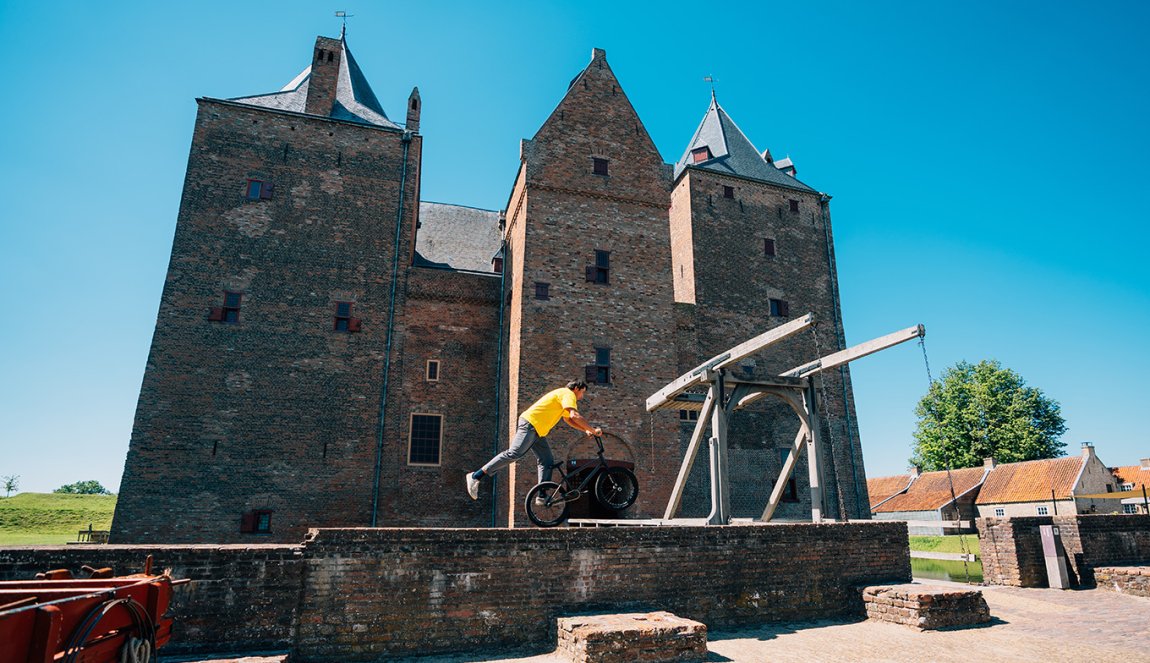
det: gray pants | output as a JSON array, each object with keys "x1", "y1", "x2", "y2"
[{"x1": 480, "y1": 418, "x2": 555, "y2": 483}]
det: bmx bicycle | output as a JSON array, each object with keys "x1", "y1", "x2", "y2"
[{"x1": 524, "y1": 435, "x2": 639, "y2": 527}]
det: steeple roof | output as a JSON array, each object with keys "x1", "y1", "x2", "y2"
[
  {"x1": 674, "y1": 95, "x2": 813, "y2": 192},
  {"x1": 229, "y1": 37, "x2": 401, "y2": 129}
]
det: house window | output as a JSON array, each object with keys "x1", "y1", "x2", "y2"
[
  {"x1": 240, "y1": 509, "x2": 272, "y2": 534},
  {"x1": 723, "y1": 185, "x2": 734, "y2": 199},
  {"x1": 1123, "y1": 504, "x2": 1138, "y2": 514},
  {"x1": 245, "y1": 179, "x2": 273, "y2": 200},
  {"x1": 332, "y1": 302, "x2": 361, "y2": 332},
  {"x1": 492, "y1": 257, "x2": 504, "y2": 274},
  {"x1": 408, "y1": 414, "x2": 442, "y2": 465},
  {"x1": 592, "y1": 157, "x2": 609, "y2": 176},
  {"x1": 779, "y1": 448, "x2": 798, "y2": 502},
  {"x1": 994, "y1": 508, "x2": 1005, "y2": 517},
  {"x1": 769, "y1": 298, "x2": 789, "y2": 317},
  {"x1": 789, "y1": 199, "x2": 799, "y2": 213},
  {"x1": 691, "y1": 147, "x2": 712, "y2": 163},
  {"x1": 1037, "y1": 506, "x2": 1049, "y2": 516},
  {"x1": 586, "y1": 347, "x2": 611, "y2": 385},
  {"x1": 586, "y1": 250, "x2": 610, "y2": 284},
  {"x1": 426, "y1": 360, "x2": 440, "y2": 382},
  {"x1": 763, "y1": 238, "x2": 776, "y2": 257},
  {"x1": 209, "y1": 291, "x2": 243, "y2": 324},
  {"x1": 679, "y1": 409, "x2": 699, "y2": 422},
  {"x1": 1121, "y1": 482, "x2": 1134, "y2": 491},
  {"x1": 535, "y1": 282, "x2": 550, "y2": 300}
]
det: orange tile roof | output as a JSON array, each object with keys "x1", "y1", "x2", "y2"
[
  {"x1": 867, "y1": 474, "x2": 913, "y2": 508},
  {"x1": 975, "y1": 456, "x2": 1085, "y2": 504},
  {"x1": 1111, "y1": 465, "x2": 1150, "y2": 492},
  {"x1": 873, "y1": 466, "x2": 987, "y2": 513}
]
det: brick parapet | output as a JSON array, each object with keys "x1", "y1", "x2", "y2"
[{"x1": 1094, "y1": 566, "x2": 1150, "y2": 597}]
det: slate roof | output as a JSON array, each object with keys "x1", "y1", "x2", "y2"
[
  {"x1": 975, "y1": 456, "x2": 1085, "y2": 504},
  {"x1": 1111, "y1": 465, "x2": 1150, "y2": 492},
  {"x1": 866, "y1": 474, "x2": 914, "y2": 509},
  {"x1": 414, "y1": 202, "x2": 502, "y2": 272},
  {"x1": 229, "y1": 37, "x2": 401, "y2": 129},
  {"x1": 673, "y1": 95, "x2": 815, "y2": 192},
  {"x1": 872, "y1": 466, "x2": 988, "y2": 513}
]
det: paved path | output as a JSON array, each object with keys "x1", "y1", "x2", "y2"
[{"x1": 171, "y1": 582, "x2": 1150, "y2": 663}]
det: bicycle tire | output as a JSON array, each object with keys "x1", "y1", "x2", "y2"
[
  {"x1": 525, "y1": 481, "x2": 569, "y2": 527},
  {"x1": 594, "y1": 467, "x2": 638, "y2": 511}
]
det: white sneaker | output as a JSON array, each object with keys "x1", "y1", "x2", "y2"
[
  {"x1": 465, "y1": 473, "x2": 480, "y2": 500},
  {"x1": 534, "y1": 495, "x2": 549, "y2": 507}
]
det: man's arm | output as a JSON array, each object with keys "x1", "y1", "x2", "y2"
[{"x1": 563, "y1": 409, "x2": 602, "y2": 437}]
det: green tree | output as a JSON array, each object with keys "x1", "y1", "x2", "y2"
[
  {"x1": 911, "y1": 359, "x2": 1067, "y2": 471},
  {"x1": 2, "y1": 474, "x2": 18, "y2": 498},
  {"x1": 54, "y1": 480, "x2": 113, "y2": 495}
]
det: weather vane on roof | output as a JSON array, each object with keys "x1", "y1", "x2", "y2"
[
  {"x1": 335, "y1": 11, "x2": 354, "y2": 39},
  {"x1": 704, "y1": 75, "x2": 718, "y2": 99}
]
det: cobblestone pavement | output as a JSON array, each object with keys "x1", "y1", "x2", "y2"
[{"x1": 169, "y1": 582, "x2": 1150, "y2": 663}]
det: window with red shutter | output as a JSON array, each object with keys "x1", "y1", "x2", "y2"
[
  {"x1": 334, "y1": 301, "x2": 353, "y2": 331},
  {"x1": 586, "y1": 250, "x2": 610, "y2": 284},
  {"x1": 769, "y1": 298, "x2": 789, "y2": 318}
]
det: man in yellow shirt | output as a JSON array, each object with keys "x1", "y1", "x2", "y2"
[{"x1": 466, "y1": 380, "x2": 602, "y2": 500}]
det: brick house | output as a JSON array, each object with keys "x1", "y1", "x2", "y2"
[
  {"x1": 974, "y1": 443, "x2": 1121, "y2": 518},
  {"x1": 112, "y1": 33, "x2": 868, "y2": 542},
  {"x1": 1109, "y1": 458, "x2": 1150, "y2": 514},
  {"x1": 868, "y1": 464, "x2": 988, "y2": 535}
]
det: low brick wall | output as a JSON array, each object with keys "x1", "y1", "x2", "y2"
[
  {"x1": 0, "y1": 544, "x2": 304, "y2": 655},
  {"x1": 862, "y1": 584, "x2": 990, "y2": 630},
  {"x1": 294, "y1": 523, "x2": 910, "y2": 661},
  {"x1": 1094, "y1": 566, "x2": 1150, "y2": 598},
  {"x1": 977, "y1": 515, "x2": 1150, "y2": 588},
  {"x1": 556, "y1": 612, "x2": 706, "y2": 663}
]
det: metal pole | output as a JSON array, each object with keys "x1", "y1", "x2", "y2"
[
  {"x1": 1051, "y1": 489, "x2": 1058, "y2": 516},
  {"x1": 1142, "y1": 485, "x2": 1148, "y2": 514}
]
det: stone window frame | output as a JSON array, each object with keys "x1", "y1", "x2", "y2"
[
  {"x1": 426, "y1": 359, "x2": 440, "y2": 382},
  {"x1": 1036, "y1": 505, "x2": 1049, "y2": 516},
  {"x1": 408, "y1": 413, "x2": 443, "y2": 466}
]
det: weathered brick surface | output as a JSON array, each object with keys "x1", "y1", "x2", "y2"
[
  {"x1": 1094, "y1": 566, "x2": 1150, "y2": 598},
  {"x1": 557, "y1": 612, "x2": 706, "y2": 663},
  {"x1": 862, "y1": 583, "x2": 990, "y2": 630},
  {"x1": 0, "y1": 544, "x2": 304, "y2": 655},
  {"x1": 293, "y1": 523, "x2": 910, "y2": 660},
  {"x1": 978, "y1": 515, "x2": 1150, "y2": 587}
]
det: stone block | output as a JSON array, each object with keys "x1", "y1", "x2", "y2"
[
  {"x1": 862, "y1": 584, "x2": 990, "y2": 630},
  {"x1": 556, "y1": 612, "x2": 707, "y2": 663}
]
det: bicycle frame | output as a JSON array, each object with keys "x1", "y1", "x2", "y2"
[{"x1": 543, "y1": 436, "x2": 612, "y2": 505}]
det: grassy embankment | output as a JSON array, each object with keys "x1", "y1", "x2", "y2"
[
  {"x1": 909, "y1": 534, "x2": 981, "y2": 555},
  {"x1": 0, "y1": 493, "x2": 117, "y2": 545}
]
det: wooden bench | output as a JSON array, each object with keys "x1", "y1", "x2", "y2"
[
  {"x1": 863, "y1": 583, "x2": 990, "y2": 630},
  {"x1": 556, "y1": 611, "x2": 707, "y2": 663}
]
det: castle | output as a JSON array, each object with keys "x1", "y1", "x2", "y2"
[{"x1": 111, "y1": 33, "x2": 870, "y2": 543}]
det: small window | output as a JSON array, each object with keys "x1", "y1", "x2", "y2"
[
  {"x1": 586, "y1": 250, "x2": 610, "y2": 284},
  {"x1": 592, "y1": 157, "x2": 609, "y2": 176},
  {"x1": 763, "y1": 238, "x2": 776, "y2": 257},
  {"x1": 408, "y1": 414, "x2": 442, "y2": 465},
  {"x1": 326, "y1": 51, "x2": 334, "y2": 63},
  {"x1": 240, "y1": 509, "x2": 273, "y2": 534},
  {"x1": 1123, "y1": 503, "x2": 1138, "y2": 514},
  {"x1": 691, "y1": 147, "x2": 712, "y2": 163},
  {"x1": 534, "y1": 282, "x2": 550, "y2": 300},
  {"x1": 789, "y1": 199, "x2": 799, "y2": 213},
  {"x1": 679, "y1": 409, "x2": 699, "y2": 422},
  {"x1": 426, "y1": 360, "x2": 440, "y2": 382},
  {"x1": 245, "y1": 179, "x2": 273, "y2": 200},
  {"x1": 208, "y1": 291, "x2": 243, "y2": 324},
  {"x1": 778, "y1": 448, "x2": 798, "y2": 502},
  {"x1": 255, "y1": 510, "x2": 272, "y2": 532},
  {"x1": 994, "y1": 508, "x2": 1005, "y2": 517},
  {"x1": 769, "y1": 298, "x2": 789, "y2": 317},
  {"x1": 1121, "y1": 482, "x2": 1134, "y2": 491},
  {"x1": 723, "y1": 185, "x2": 734, "y2": 199},
  {"x1": 586, "y1": 347, "x2": 611, "y2": 385},
  {"x1": 334, "y1": 302, "x2": 351, "y2": 331},
  {"x1": 492, "y1": 257, "x2": 504, "y2": 274},
  {"x1": 1037, "y1": 506, "x2": 1049, "y2": 516}
]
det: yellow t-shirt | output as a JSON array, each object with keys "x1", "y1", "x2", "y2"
[{"x1": 521, "y1": 388, "x2": 578, "y2": 437}]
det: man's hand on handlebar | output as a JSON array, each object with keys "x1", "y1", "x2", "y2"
[{"x1": 586, "y1": 426, "x2": 603, "y2": 437}]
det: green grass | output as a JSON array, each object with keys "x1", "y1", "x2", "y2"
[
  {"x1": 909, "y1": 534, "x2": 980, "y2": 556},
  {"x1": 0, "y1": 493, "x2": 117, "y2": 546}
]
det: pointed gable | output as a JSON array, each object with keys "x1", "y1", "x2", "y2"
[
  {"x1": 873, "y1": 466, "x2": 988, "y2": 513},
  {"x1": 674, "y1": 96, "x2": 814, "y2": 192},
  {"x1": 976, "y1": 456, "x2": 1086, "y2": 504},
  {"x1": 229, "y1": 36, "x2": 401, "y2": 129},
  {"x1": 525, "y1": 48, "x2": 669, "y2": 203}
]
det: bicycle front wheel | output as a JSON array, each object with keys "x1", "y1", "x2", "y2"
[
  {"x1": 525, "y1": 481, "x2": 569, "y2": 527},
  {"x1": 594, "y1": 467, "x2": 638, "y2": 511}
]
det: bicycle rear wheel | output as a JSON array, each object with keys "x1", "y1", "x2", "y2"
[
  {"x1": 525, "y1": 481, "x2": 569, "y2": 527},
  {"x1": 594, "y1": 467, "x2": 638, "y2": 511}
]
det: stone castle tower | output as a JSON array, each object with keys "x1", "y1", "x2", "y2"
[{"x1": 112, "y1": 34, "x2": 868, "y2": 542}]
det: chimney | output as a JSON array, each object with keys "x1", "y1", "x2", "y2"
[
  {"x1": 983, "y1": 457, "x2": 997, "y2": 469},
  {"x1": 406, "y1": 87, "x2": 421, "y2": 133},
  {"x1": 1140, "y1": 458, "x2": 1150, "y2": 470},
  {"x1": 1081, "y1": 441, "x2": 1095, "y2": 458},
  {"x1": 909, "y1": 465, "x2": 920, "y2": 478},
  {"x1": 305, "y1": 36, "x2": 343, "y2": 117}
]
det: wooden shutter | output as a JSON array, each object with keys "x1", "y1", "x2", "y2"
[
  {"x1": 585, "y1": 365, "x2": 598, "y2": 383},
  {"x1": 239, "y1": 512, "x2": 256, "y2": 533},
  {"x1": 586, "y1": 266, "x2": 596, "y2": 282},
  {"x1": 260, "y1": 183, "x2": 274, "y2": 199},
  {"x1": 779, "y1": 300, "x2": 790, "y2": 317},
  {"x1": 208, "y1": 307, "x2": 224, "y2": 322},
  {"x1": 348, "y1": 317, "x2": 362, "y2": 332}
]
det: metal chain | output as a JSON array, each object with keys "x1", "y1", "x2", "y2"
[{"x1": 810, "y1": 323, "x2": 849, "y2": 521}]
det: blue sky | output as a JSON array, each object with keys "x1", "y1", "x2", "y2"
[{"x1": 1, "y1": 1, "x2": 1147, "y2": 494}]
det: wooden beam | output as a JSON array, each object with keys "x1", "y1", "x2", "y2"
[
  {"x1": 646, "y1": 313, "x2": 814, "y2": 411},
  {"x1": 779, "y1": 324, "x2": 925, "y2": 379}
]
